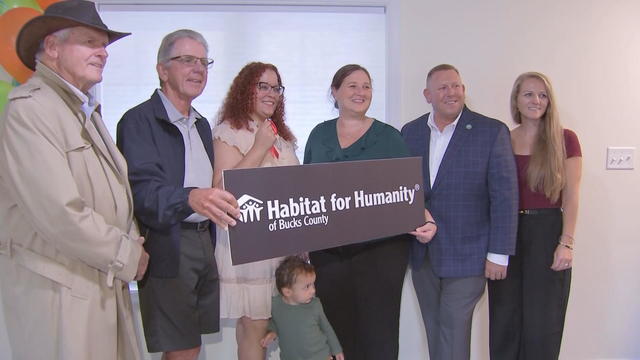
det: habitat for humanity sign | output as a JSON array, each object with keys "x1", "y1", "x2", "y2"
[{"x1": 223, "y1": 157, "x2": 424, "y2": 265}]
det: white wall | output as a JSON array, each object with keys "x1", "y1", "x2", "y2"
[
  {"x1": 2, "y1": 1, "x2": 639, "y2": 359},
  {"x1": 392, "y1": 1, "x2": 640, "y2": 359}
]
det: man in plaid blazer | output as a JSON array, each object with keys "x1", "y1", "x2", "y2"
[{"x1": 401, "y1": 64, "x2": 518, "y2": 360}]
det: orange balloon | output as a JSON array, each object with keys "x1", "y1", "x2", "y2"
[
  {"x1": 0, "y1": 7, "x2": 40, "y2": 84},
  {"x1": 35, "y1": 0, "x2": 61, "y2": 10}
]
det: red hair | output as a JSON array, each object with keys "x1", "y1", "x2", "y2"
[{"x1": 217, "y1": 62, "x2": 296, "y2": 143}]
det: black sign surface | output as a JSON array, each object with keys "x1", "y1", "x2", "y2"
[{"x1": 223, "y1": 157, "x2": 424, "y2": 265}]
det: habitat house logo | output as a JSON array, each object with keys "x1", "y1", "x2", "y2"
[{"x1": 237, "y1": 194, "x2": 264, "y2": 223}]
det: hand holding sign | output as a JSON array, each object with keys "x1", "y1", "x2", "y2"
[
  {"x1": 410, "y1": 209, "x2": 438, "y2": 244},
  {"x1": 188, "y1": 187, "x2": 240, "y2": 229}
]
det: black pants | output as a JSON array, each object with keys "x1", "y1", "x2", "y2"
[
  {"x1": 310, "y1": 235, "x2": 409, "y2": 360},
  {"x1": 488, "y1": 209, "x2": 571, "y2": 360}
]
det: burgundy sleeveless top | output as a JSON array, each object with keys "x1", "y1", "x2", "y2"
[{"x1": 515, "y1": 129, "x2": 581, "y2": 210}]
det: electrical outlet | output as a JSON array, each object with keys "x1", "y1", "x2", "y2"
[{"x1": 606, "y1": 147, "x2": 635, "y2": 170}]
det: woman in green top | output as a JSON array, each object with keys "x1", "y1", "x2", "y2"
[{"x1": 303, "y1": 64, "x2": 436, "y2": 360}]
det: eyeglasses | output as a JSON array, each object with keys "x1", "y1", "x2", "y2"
[
  {"x1": 168, "y1": 55, "x2": 214, "y2": 69},
  {"x1": 256, "y1": 82, "x2": 285, "y2": 95}
]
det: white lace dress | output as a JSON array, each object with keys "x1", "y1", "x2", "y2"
[{"x1": 212, "y1": 120, "x2": 300, "y2": 319}]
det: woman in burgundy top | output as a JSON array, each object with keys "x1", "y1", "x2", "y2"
[{"x1": 488, "y1": 72, "x2": 582, "y2": 360}]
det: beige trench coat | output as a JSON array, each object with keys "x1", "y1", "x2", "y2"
[{"x1": 0, "y1": 63, "x2": 143, "y2": 360}]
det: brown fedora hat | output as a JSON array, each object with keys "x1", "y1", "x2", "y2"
[{"x1": 16, "y1": 0, "x2": 131, "y2": 70}]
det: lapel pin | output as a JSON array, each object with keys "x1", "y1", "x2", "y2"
[{"x1": 465, "y1": 124, "x2": 472, "y2": 130}]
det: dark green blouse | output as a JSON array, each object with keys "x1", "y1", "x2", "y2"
[{"x1": 303, "y1": 118, "x2": 409, "y2": 164}]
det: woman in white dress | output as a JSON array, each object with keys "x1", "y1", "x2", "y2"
[{"x1": 212, "y1": 62, "x2": 299, "y2": 359}]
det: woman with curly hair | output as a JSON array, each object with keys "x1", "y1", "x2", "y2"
[
  {"x1": 212, "y1": 62, "x2": 299, "y2": 359},
  {"x1": 488, "y1": 72, "x2": 582, "y2": 360}
]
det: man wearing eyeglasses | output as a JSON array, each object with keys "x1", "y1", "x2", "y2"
[{"x1": 117, "y1": 29, "x2": 240, "y2": 360}]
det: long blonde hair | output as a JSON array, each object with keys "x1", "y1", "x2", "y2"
[{"x1": 510, "y1": 72, "x2": 566, "y2": 202}]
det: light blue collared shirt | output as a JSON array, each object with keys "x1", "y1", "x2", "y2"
[
  {"x1": 42, "y1": 60, "x2": 99, "y2": 119},
  {"x1": 158, "y1": 90, "x2": 212, "y2": 223}
]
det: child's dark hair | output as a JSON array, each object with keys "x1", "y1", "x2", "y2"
[{"x1": 275, "y1": 256, "x2": 315, "y2": 295}]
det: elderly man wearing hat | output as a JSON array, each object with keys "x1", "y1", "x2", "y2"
[{"x1": 0, "y1": 1, "x2": 149, "y2": 359}]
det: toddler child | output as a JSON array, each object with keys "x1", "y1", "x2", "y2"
[{"x1": 260, "y1": 256, "x2": 344, "y2": 360}]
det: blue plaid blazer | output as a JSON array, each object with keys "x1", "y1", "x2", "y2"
[{"x1": 401, "y1": 107, "x2": 518, "y2": 278}]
